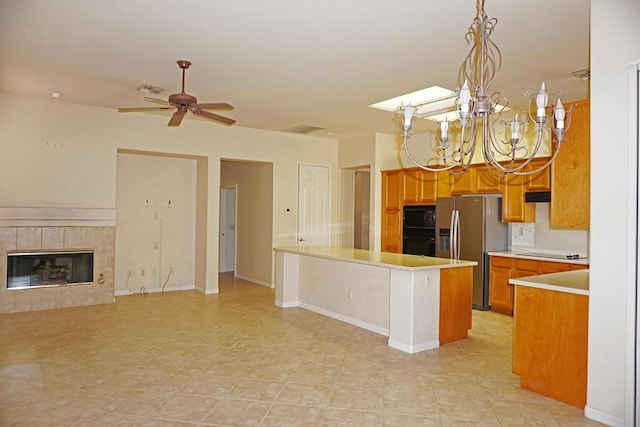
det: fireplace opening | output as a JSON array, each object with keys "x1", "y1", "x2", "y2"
[{"x1": 7, "y1": 250, "x2": 94, "y2": 289}]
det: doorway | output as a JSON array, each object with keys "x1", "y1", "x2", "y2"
[
  {"x1": 219, "y1": 187, "x2": 236, "y2": 273},
  {"x1": 354, "y1": 169, "x2": 370, "y2": 249}
]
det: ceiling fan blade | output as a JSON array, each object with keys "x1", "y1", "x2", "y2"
[
  {"x1": 144, "y1": 97, "x2": 173, "y2": 106},
  {"x1": 118, "y1": 107, "x2": 174, "y2": 112},
  {"x1": 196, "y1": 102, "x2": 234, "y2": 110},
  {"x1": 168, "y1": 111, "x2": 186, "y2": 127},
  {"x1": 192, "y1": 109, "x2": 236, "y2": 125}
]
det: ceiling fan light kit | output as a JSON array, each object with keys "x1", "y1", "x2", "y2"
[
  {"x1": 399, "y1": 0, "x2": 573, "y2": 177},
  {"x1": 118, "y1": 60, "x2": 235, "y2": 127}
]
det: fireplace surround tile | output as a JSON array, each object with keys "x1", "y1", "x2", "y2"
[
  {"x1": 0, "y1": 225, "x2": 115, "y2": 313},
  {"x1": 64, "y1": 227, "x2": 87, "y2": 248},
  {"x1": 42, "y1": 227, "x2": 65, "y2": 248},
  {"x1": 17, "y1": 227, "x2": 42, "y2": 249}
]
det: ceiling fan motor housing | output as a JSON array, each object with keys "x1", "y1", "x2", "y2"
[{"x1": 168, "y1": 93, "x2": 197, "y2": 107}]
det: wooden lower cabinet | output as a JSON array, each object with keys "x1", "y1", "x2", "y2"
[
  {"x1": 513, "y1": 285, "x2": 588, "y2": 407},
  {"x1": 439, "y1": 266, "x2": 473, "y2": 345},
  {"x1": 489, "y1": 256, "x2": 588, "y2": 316},
  {"x1": 489, "y1": 257, "x2": 514, "y2": 315}
]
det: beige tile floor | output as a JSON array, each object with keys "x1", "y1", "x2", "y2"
[{"x1": 0, "y1": 273, "x2": 604, "y2": 426}]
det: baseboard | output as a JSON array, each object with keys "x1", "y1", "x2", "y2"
[
  {"x1": 584, "y1": 405, "x2": 624, "y2": 427},
  {"x1": 388, "y1": 338, "x2": 439, "y2": 354},
  {"x1": 115, "y1": 284, "x2": 195, "y2": 296},
  {"x1": 297, "y1": 302, "x2": 389, "y2": 337},
  {"x1": 234, "y1": 274, "x2": 273, "y2": 288},
  {"x1": 275, "y1": 299, "x2": 299, "y2": 308}
]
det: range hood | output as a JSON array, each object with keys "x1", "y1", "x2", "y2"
[{"x1": 525, "y1": 191, "x2": 551, "y2": 203}]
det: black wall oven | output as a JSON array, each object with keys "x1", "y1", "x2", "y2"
[{"x1": 402, "y1": 205, "x2": 436, "y2": 257}]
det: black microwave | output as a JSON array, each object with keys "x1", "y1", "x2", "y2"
[{"x1": 403, "y1": 205, "x2": 436, "y2": 229}]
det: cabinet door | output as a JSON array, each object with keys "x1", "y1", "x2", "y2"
[
  {"x1": 550, "y1": 99, "x2": 590, "y2": 228},
  {"x1": 382, "y1": 170, "x2": 403, "y2": 253},
  {"x1": 475, "y1": 165, "x2": 501, "y2": 193},
  {"x1": 383, "y1": 170, "x2": 402, "y2": 210},
  {"x1": 437, "y1": 170, "x2": 453, "y2": 198},
  {"x1": 526, "y1": 158, "x2": 551, "y2": 191},
  {"x1": 418, "y1": 170, "x2": 437, "y2": 203},
  {"x1": 450, "y1": 166, "x2": 477, "y2": 194},
  {"x1": 502, "y1": 174, "x2": 535, "y2": 222},
  {"x1": 489, "y1": 257, "x2": 514, "y2": 315},
  {"x1": 382, "y1": 209, "x2": 402, "y2": 253},
  {"x1": 403, "y1": 169, "x2": 437, "y2": 204}
]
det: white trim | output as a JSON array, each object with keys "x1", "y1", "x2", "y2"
[
  {"x1": 275, "y1": 299, "x2": 298, "y2": 308},
  {"x1": 0, "y1": 207, "x2": 116, "y2": 227},
  {"x1": 584, "y1": 406, "x2": 624, "y2": 427},
  {"x1": 626, "y1": 59, "x2": 640, "y2": 427},
  {"x1": 114, "y1": 284, "x2": 195, "y2": 296},
  {"x1": 234, "y1": 273, "x2": 272, "y2": 288},
  {"x1": 297, "y1": 301, "x2": 389, "y2": 337},
  {"x1": 388, "y1": 338, "x2": 439, "y2": 354}
]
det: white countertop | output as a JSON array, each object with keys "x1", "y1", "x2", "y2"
[
  {"x1": 274, "y1": 246, "x2": 477, "y2": 271},
  {"x1": 509, "y1": 269, "x2": 589, "y2": 296},
  {"x1": 488, "y1": 250, "x2": 589, "y2": 266}
]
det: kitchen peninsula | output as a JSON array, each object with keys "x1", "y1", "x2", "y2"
[
  {"x1": 510, "y1": 269, "x2": 589, "y2": 408},
  {"x1": 273, "y1": 246, "x2": 477, "y2": 354}
]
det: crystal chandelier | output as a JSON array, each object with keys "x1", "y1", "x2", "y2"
[{"x1": 400, "y1": 0, "x2": 573, "y2": 176}]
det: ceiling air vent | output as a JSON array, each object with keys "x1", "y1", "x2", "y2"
[
  {"x1": 571, "y1": 68, "x2": 590, "y2": 81},
  {"x1": 136, "y1": 84, "x2": 165, "y2": 94},
  {"x1": 283, "y1": 124, "x2": 326, "y2": 134}
]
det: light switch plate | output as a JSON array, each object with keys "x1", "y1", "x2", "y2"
[{"x1": 512, "y1": 223, "x2": 535, "y2": 246}]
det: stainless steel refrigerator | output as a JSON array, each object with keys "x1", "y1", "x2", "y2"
[{"x1": 436, "y1": 195, "x2": 508, "y2": 310}]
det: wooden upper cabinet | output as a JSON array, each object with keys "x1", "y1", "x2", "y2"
[
  {"x1": 381, "y1": 170, "x2": 403, "y2": 253},
  {"x1": 382, "y1": 170, "x2": 402, "y2": 210},
  {"x1": 437, "y1": 169, "x2": 453, "y2": 198},
  {"x1": 550, "y1": 99, "x2": 590, "y2": 228},
  {"x1": 475, "y1": 165, "x2": 502, "y2": 193},
  {"x1": 450, "y1": 166, "x2": 477, "y2": 194},
  {"x1": 502, "y1": 173, "x2": 535, "y2": 223},
  {"x1": 525, "y1": 157, "x2": 552, "y2": 192},
  {"x1": 403, "y1": 168, "x2": 437, "y2": 205}
]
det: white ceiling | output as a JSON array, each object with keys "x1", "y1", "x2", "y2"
[{"x1": 0, "y1": 0, "x2": 590, "y2": 140}]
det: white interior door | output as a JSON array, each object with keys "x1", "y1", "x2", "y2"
[
  {"x1": 298, "y1": 164, "x2": 330, "y2": 247},
  {"x1": 219, "y1": 187, "x2": 236, "y2": 272}
]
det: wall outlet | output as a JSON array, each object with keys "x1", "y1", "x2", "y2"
[
  {"x1": 141, "y1": 268, "x2": 145, "y2": 276},
  {"x1": 512, "y1": 223, "x2": 535, "y2": 246}
]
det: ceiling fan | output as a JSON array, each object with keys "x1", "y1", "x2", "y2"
[{"x1": 118, "y1": 60, "x2": 235, "y2": 127}]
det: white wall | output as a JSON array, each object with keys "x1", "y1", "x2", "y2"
[
  {"x1": 589, "y1": 1, "x2": 640, "y2": 425},
  {"x1": 115, "y1": 153, "x2": 196, "y2": 295},
  {"x1": 0, "y1": 93, "x2": 339, "y2": 293}
]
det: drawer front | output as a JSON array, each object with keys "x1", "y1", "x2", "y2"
[
  {"x1": 490, "y1": 256, "x2": 513, "y2": 268},
  {"x1": 515, "y1": 258, "x2": 539, "y2": 272}
]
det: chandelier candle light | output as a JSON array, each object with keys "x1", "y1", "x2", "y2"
[{"x1": 400, "y1": 0, "x2": 573, "y2": 176}]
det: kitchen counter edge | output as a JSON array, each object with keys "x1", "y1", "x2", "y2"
[
  {"x1": 487, "y1": 251, "x2": 589, "y2": 265},
  {"x1": 509, "y1": 269, "x2": 589, "y2": 296},
  {"x1": 274, "y1": 246, "x2": 477, "y2": 271}
]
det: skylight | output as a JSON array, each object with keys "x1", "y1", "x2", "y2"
[{"x1": 370, "y1": 85, "x2": 509, "y2": 123}]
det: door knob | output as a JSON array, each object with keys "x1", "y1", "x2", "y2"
[{"x1": 299, "y1": 237, "x2": 305, "y2": 242}]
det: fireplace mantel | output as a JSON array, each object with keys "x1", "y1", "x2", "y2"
[{"x1": 0, "y1": 207, "x2": 116, "y2": 227}]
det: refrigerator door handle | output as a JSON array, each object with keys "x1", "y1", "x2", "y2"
[
  {"x1": 455, "y1": 209, "x2": 461, "y2": 260},
  {"x1": 449, "y1": 210, "x2": 456, "y2": 259}
]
